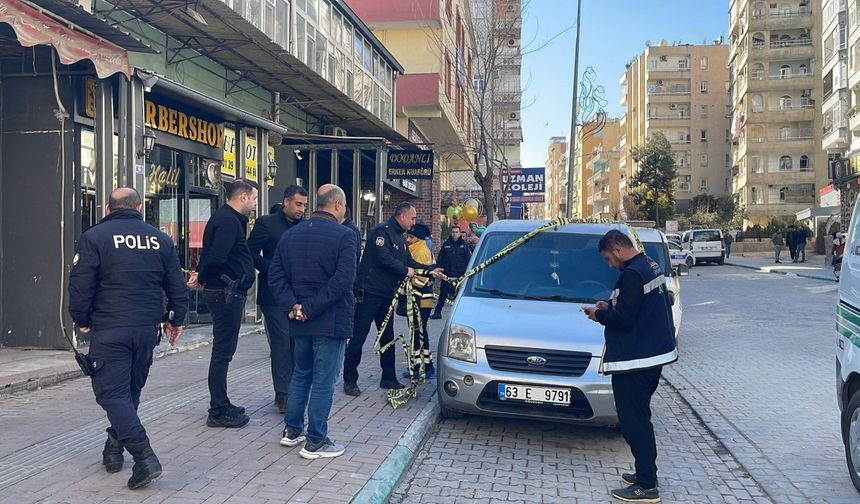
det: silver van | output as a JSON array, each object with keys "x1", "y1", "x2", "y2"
[{"x1": 436, "y1": 221, "x2": 680, "y2": 424}]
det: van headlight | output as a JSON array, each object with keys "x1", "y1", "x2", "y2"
[{"x1": 447, "y1": 324, "x2": 476, "y2": 363}]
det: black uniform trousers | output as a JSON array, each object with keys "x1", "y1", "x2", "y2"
[
  {"x1": 344, "y1": 293, "x2": 397, "y2": 385},
  {"x1": 204, "y1": 289, "x2": 246, "y2": 414},
  {"x1": 432, "y1": 281, "x2": 455, "y2": 316},
  {"x1": 89, "y1": 325, "x2": 158, "y2": 445},
  {"x1": 611, "y1": 366, "x2": 662, "y2": 489}
]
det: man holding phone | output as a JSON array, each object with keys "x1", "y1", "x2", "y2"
[{"x1": 583, "y1": 230, "x2": 677, "y2": 503}]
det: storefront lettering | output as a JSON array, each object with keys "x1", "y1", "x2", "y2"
[
  {"x1": 148, "y1": 163, "x2": 180, "y2": 193},
  {"x1": 145, "y1": 100, "x2": 224, "y2": 149}
]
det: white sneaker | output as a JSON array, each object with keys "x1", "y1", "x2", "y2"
[
  {"x1": 299, "y1": 438, "x2": 345, "y2": 460},
  {"x1": 279, "y1": 428, "x2": 306, "y2": 447}
]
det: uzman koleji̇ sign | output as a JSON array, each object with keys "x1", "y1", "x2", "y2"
[{"x1": 503, "y1": 167, "x2": 546, "y2": 203}]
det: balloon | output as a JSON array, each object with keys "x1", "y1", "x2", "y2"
[
  {"x1": 452, "y1": 205, "x2": 462, "y2": 220},
  {"x1": 446, "y1": 205, "x2": 456, "y2": 219},
  {"x1": 462, "y1": 204, "x2": 479, "y2": 222},
  {"x1": 464, "y1": 198, "x2": 480, "y2": 209}
]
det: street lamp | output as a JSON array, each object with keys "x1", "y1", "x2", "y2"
[
  {"x1": 267, "y1": 159, "x2": 278, "y2": 181},
  {"x1": 137, "y1": 128, "x2": 157, "y2": 159}
]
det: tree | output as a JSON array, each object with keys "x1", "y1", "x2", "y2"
[
  {"x1": 689, "y1": 194, "x2": 747, "y2": 229},
  {"x1": 629, "y1": 132, "x2": 677, "y2": 227}
]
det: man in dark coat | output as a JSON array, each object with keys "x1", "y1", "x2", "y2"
[
  {"x1": 248, "y1": 185, "x2": 308, "y2": 413},
  {"x1": 787, "y1": 226, "x2": 798, "y2": 262},
  {"x1": 268, "y1": 184, "x2": 356, "y2": 460},
  {"x1": 431, "y1": 225, "x2": 471, "y2": 319}
]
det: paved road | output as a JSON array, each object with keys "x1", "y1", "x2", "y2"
[{"x1": 393, "y1": 264, "x2": 857, "y2": 504}]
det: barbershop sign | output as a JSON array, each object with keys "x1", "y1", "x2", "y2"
[
  {"x1": 386, "y1": 148, "x2": 434, "y2": 179},
  {"x1": 145, "y1": 99, "x2": 224, "y2": 149}
]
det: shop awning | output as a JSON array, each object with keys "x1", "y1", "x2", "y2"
[
  {"x1": 0, "y1": 0, "x2": 134, "y2": 79},
  {"x1": 108, "y1": 0, "x2": 408, "y2": 142}
]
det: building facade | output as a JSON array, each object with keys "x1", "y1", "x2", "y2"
[
  {"x1": 728, "y1": 0, "x2": 826, "y2": 226},
  {"x1": 543, "y1": 136, "x2": 568, "y2": 218},
  {"x1": 587, "y1": 122, "x2": 623, "y2": 219},
  {"x1": 621, "y1": 41, "x2": 732, "y2": 215},
  {"x1": 0, "y1": 0, "x2": 413, "y2": 348}
]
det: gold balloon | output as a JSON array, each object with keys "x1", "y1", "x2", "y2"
[
  {"x1": 462, "y1": 204, "x2": 479, "y2": 222},
  {"x1": 464, "y1": 198, "x2": 480, "y2": 209}
]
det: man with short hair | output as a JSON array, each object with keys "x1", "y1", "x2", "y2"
[
  {"x1": 268, "y1": 184, "x2": 356, "y2": 459},
  {"x1": 772, "y1": 230, "x2": 784, "y2": 264},
  {"x1": 431, "y1": 225, "x2": 471, "y2": 319},
  {"x1": 583, "y1": 230, "x2": 677, "y2": 503},
  {"x1": 343, "y1": 202, "x2": 442, "y2": 396},
  {"x1": 188, "y1": 179, "x2": 257, "y2": 428},
  {"x1": 248, "y1": 185, "x2": 308, "y2": 414},
  {"x1": 69, "y1": 188, "x2": 188, "y2": 489},
  {"x1": 795, "y1": 225, "x2": 809, "y2": 262}
]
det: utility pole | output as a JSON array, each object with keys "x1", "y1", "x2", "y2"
[{"x1": 565, "y1": 0, "x2": 582, "y2": 219}]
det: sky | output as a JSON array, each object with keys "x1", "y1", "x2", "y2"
[{"x1": 519, "y1": 0, "x2": 730, "y2": 168}]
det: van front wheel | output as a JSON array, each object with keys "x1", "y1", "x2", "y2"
[{"x1": 842, "y1": 391, "x2": 860, "y2": 493}]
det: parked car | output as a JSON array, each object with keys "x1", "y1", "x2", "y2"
[
  {"x1": 436, "y1": 220, "x2": 683, "y2": 424},
  {"x1": 836, "y1": 196, "x2": 860, "y2": 493},
  {"x1": 668, "y1": 240, "x2": 696, "y2": 269},
  {"x1": 681, "y1": 228, "x2": 725, "y2": 264},
  {"x1": 665, "y1": 233, "x2": 682, "y2": 243}
]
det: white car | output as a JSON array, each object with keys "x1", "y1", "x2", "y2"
[
  {"x1": 681, "y1": 229, "x2": 725, "y2": 264},
  {"x1": 634, "y1": 228, "x2": 684, "y2": 339},
  {"x1": 668, "y1": 240, "x2": 696, "y2": 269}
]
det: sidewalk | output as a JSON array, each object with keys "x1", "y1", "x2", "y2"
[
  {"x1": 0, "y1": 314, "x2": 445, "y2": 504},
  {"x1": 0, "y1": 323, "x2": 264, "y2": 396},
  {"x1": 724, "y1": 251, "x2": 837, "y2": 282}
]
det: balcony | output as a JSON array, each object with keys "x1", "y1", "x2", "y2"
[
  {"x1": 498, "y1": 54, "x2": 522, "y2": 68},
  {"x1": 494, "y1": 91, "x2": 522, "y2": 106},
  {"x1": 850, "y1": 109, "x2": 860, "y2": 134},
  {"x1": 823, "y1": 123, "x2": 851, "y2": 150},
  {"x1": 647, "y1": 65, "x2": 692, "y2": 73},
  {"x1": 768, "y1": 104, "x2": 815, "y2": 122},
  {"x1": 748, "y1": 9, "x2": 814, "y2": 30},
  {"x1": 646, "y1": 85, "x2": 691, "y2": 96},
  {"x1": 747, "y1": 71, "x2": 814, "y2": 91},
  {"x1": 770, "y1": 128, "x2": 813, "y2": 141},
  {"x1": 763, "y1": 38, "x2": 815, "y2": 59},
  {"x1": 669, "y1": 136, "x2": 692, "y2": 145}
]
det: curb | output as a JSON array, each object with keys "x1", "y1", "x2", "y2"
[
  {"x1": 0, "y1": 325, "x2": 264, "y2": 397},
  {"x1": 725, "y1": 261, "x2": 837, "y2": 283},
  {"x1": 350, "y1": 395, "x2": 440, "y2": 504}
]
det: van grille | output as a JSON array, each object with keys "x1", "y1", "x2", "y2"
[{"x1": 484, "y1": 346, "x2": 592, "y2": 377}]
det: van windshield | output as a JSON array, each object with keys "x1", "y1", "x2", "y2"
[
  {"x1": 692, "y1": 230, "x2": 721, "y2": 242},
  {"x1": 464, "y1": 231, "x2": 620, "y2": 303}
]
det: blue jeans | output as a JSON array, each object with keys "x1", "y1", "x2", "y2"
[{"x1": 285, "y1": 335, "x2": 346, "y2": 445}]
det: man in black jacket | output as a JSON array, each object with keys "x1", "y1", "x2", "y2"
[
  {"x1": 343, "y1": 202, "x2": 442, "y2": 396},
  {"x1": 188, "y1": 179, "x2": 257, "y2": 428},
  {"x1": 69, "y1": 188, "x2": 188, "y2": 490},
  {"x1": 248, "y1": 185, "x2": 308, "y2": 414},
  {"x1": 584, "y1": 230, "x2": 677, "y2": 503},
  {"x1": 430, "y1": 225, "x2": 471, "y2": 319}
]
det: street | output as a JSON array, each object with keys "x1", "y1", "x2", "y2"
[{"x1": 393, "y1": 265, "x2": 855, "y2": 504}]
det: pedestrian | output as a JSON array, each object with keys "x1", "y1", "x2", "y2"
[
  {"x1": 401, "y1": 222, "x2": 436, "y2": 380},
  {"x1": 343, "y1": 202, "x2": 442, "y2": 396},
  {"x1": 583, "y1": 230, "x2": 677, "y2": 503},
  {"x1": 787, "y1": 226, "x2": 798, "y2": 263},
  {"x1": 430, "y1": 225, "x2": 471, "y2": 319},
  {"x1": 248, "y1": 185, "x2": 308, "y2": 414},
  {"x1": 187, "y1": 179, "x2": 257, "y2": 428},
  {"x1": 723, "y1": 230, "x2": 734, "y2": 259},
  {"x1": 68, "y1": 188, "x2": 188, "y2": 490},
  {"x1": 772, "y1": 230, "x2": 784, "y2": 263},
  {"x1": 268, "y1": 184, "x2": 356, "y2": 459},
  {"x1": 796, "y1": 225, "x2": 809, "y2": 263}
]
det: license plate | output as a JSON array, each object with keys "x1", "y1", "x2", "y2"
[{"x1": 497, "y1": 384, "x2": 571, "y2": 405}]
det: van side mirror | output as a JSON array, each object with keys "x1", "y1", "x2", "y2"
[
  {"x1": 668, "y1": 290, "x2": 676, "y2": 306},
  {"x1": 676, "y1": 264, "x2": 689, "y2": 276}
]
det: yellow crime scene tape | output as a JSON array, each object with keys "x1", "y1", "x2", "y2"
[{"x1": 375, "y1": 216, "x2": 645, "y2": 409}]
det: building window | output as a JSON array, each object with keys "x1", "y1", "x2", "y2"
[
  {"x1": 780, "y1": 186, "x2": 788, "y2": 202},
  {"x1": 751, "y1": 186, "x2": 763, "y2": 204},
  {"x1": 473, "y1": 74, "x2": 484, "y2": 92},
  {"x1": 780, "y1": 64, "x2": 791, "y2": 78},
  {"x1": 780, "y1": 95, "x2": 792, "y2": 109},
  {"x1": 780, "y1": 155, "x2": 793, "y2": 170},
  {"x1": 700, "y1": 81, "x2": 708, "y2": 93},
  {"x1": 752, "y1": 63, "x2": 765, "y2": 80},
  {"x1": 700, "y1": 179, "x2": 708, "y2": 191},
  {"x1": 700, "y1": 105, "x2": 708, "y2": 118},
  {"x1": 751, "y1": 156, "x2": 762, "y2": 173},
  {"x1": 751, "y1": 94, "x2": 764, "y2": 112},
  {"x1": 800, "y1": 155, "x2": 810, "y2": 170},
  {"x1": 700, "y1": 56, "x2": 708, "y2": 69},
  {"x1": 700, "y1": 153, "x2": 708, "y2": 166},
  {"x1": 445, "y1": 51, "x2": 452, "y2": 100},
  {"x1": 700, "y1": 129, "x2": 708, "y2": 142},
  {"x1": 799, "y1": 63, "x2": 808, "y2": 75}
]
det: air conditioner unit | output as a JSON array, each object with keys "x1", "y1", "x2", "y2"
[
  {"x1": 669, "y1": 104, "x2": 677, "y2": 109},
  {"x1": 660, "y1": 55, "x2": 668, "y2": 62},
  {"x1": 324, "y1": 125, "x2": 348, "y2": 137},
  {"x1": 656, "y1": 80, "x2": 664, "y2": 85},
  {"x1": 508, "y1": 111, "x2": 520, "y2": 120}
]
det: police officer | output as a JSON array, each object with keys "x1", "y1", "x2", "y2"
[
  {"x1": 187, "y1": 179, "x2": 257, "y2": 429},
  {"x1": 343, "y1": 202, "x2": 442, "y2": 396},
  {"x1": 430, "y1": 225, "x2": 471, "y2": 319},
  {"x1": 583, "y1": 230, "x2": 677, "y2": 503},
  {"x1": 248, "y1": 185, "x2": 308, "y2": 414},
  {"x1": 68, "y1": 188, "x2": 188, "y2": 490}
]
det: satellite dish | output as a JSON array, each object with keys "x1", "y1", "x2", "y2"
[{"x1": 645, "y1": 40, "x2": 652, "y2": 47}]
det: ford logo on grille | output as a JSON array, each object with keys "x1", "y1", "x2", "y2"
[{"x1": 526, "y1": 355, "x2": 547, "y2": 366}]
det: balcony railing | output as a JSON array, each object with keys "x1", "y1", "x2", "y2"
[
  {"x1": 649, "y1": 113, "x2": 691, "y2": 120},
  {"x1": 647, "y1": 65, "x2": 691, "y2": 72},
  {"x1": 769, "y1": 38, "x2": 813, "y2": 48},
  {"x1": 647, "y1": 86, "x2": 691, "y2": 95},
  {"x1": 751, "y1": 71, "x2": 812, "y2": 80},
  {"x1": 752, "y1": 9, "x2": 813, "y2": 19},
  {"x1": 770, "y1": 129, "x2": 814, "y2": 140}
]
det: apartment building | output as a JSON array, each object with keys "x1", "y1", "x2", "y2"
[
  {"x1": 620, "y1": 41, "x2": 731, "y2": 215},
  {"x1": 830, "y1": 0, "x2": 860, "y2": 224},
  {"x1": 571, "y1": 122, "x2": 607, "y2": 218},
  {"x1": 543, "y1": 136, "x2": 568, "y2": 217},
  {"x1": 728, "y1": 0, "x2": 826, "y2": 226}
]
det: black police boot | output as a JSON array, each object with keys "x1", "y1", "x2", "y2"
[
  {"x1": 124, "y1": 438, "x2": 162, "y2": 490},
  {"x1": 102, "y1": 432, "x2": 124, "y2": 473}
]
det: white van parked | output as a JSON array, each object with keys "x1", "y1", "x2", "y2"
[
  {"x1": 681, "y1": 229, "x2": 725, "y2": 265},
  {"x1": 837, "y1": 196, "x2": 860, "y2": 492}
]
